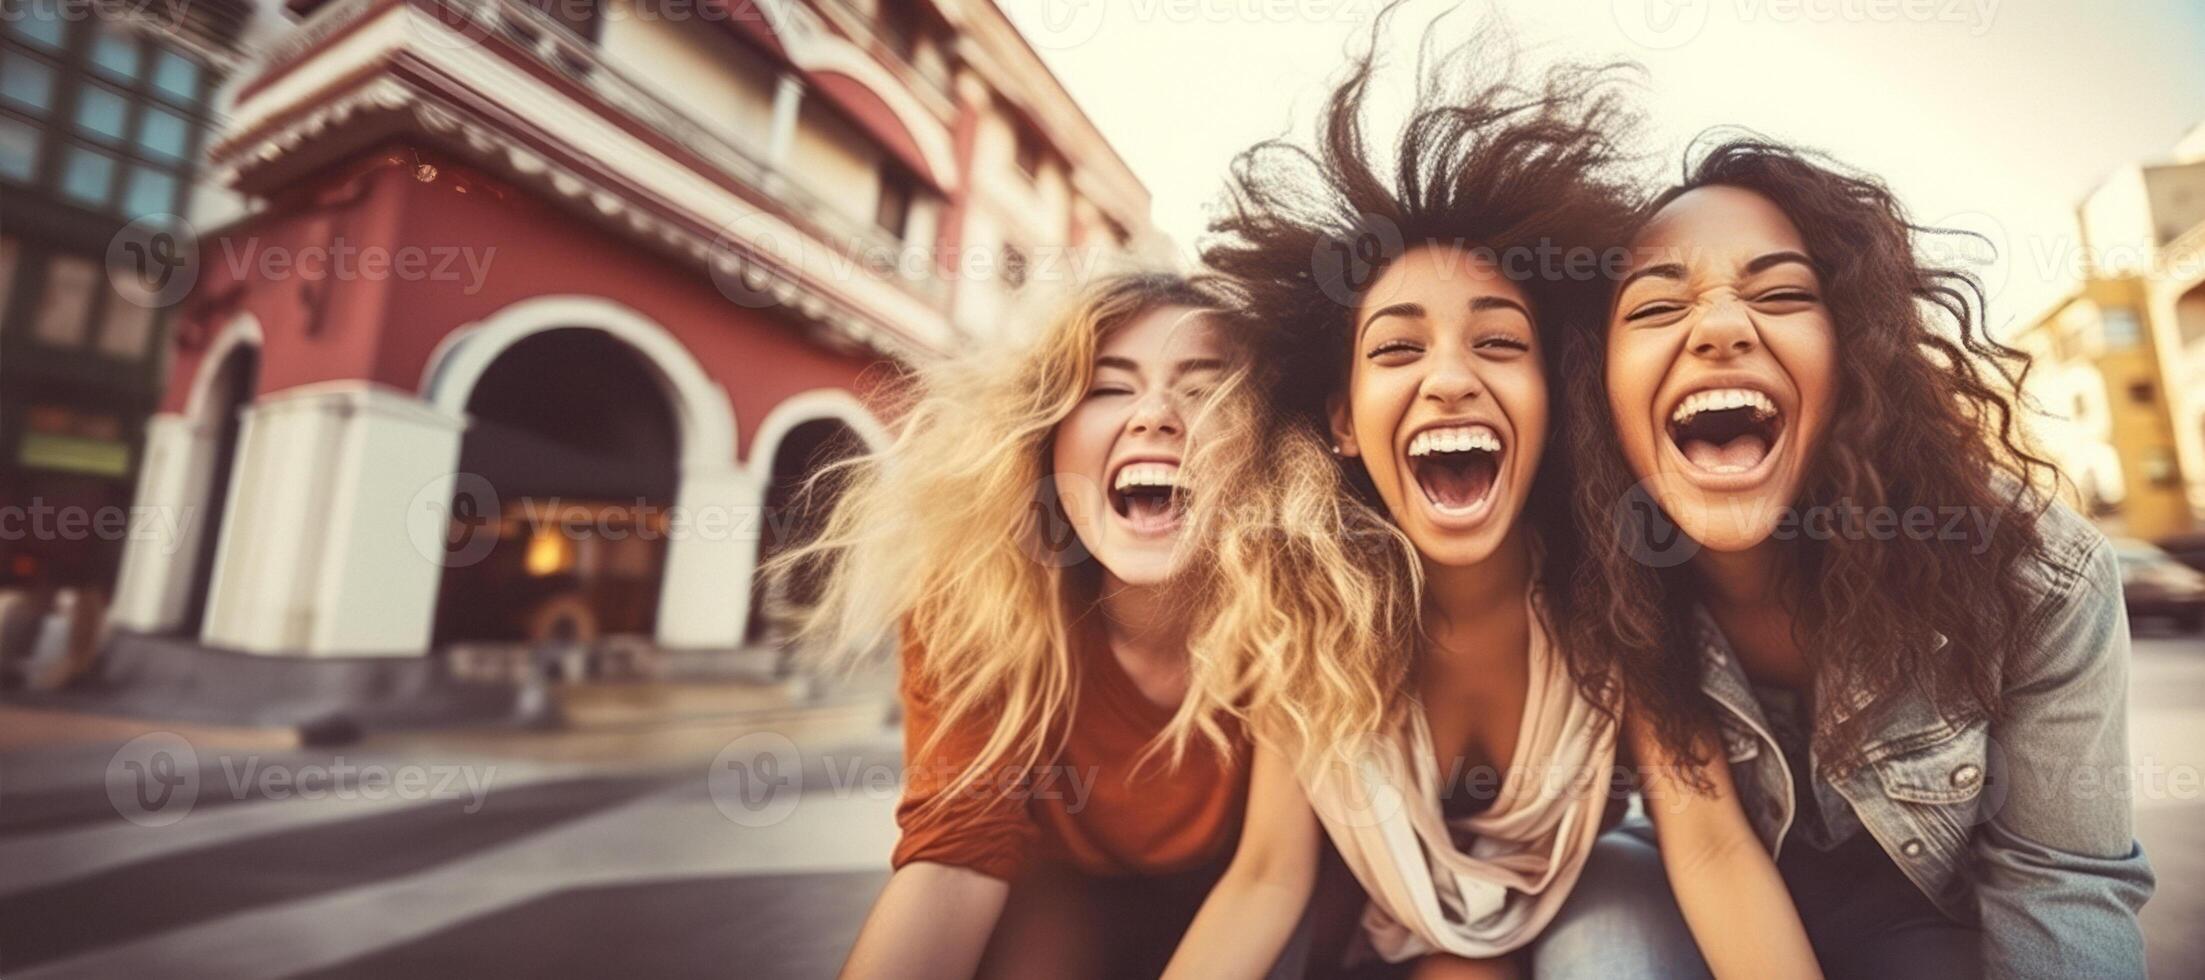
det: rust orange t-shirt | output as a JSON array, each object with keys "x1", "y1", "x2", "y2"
[{"x1": 889, "y1": 617, "x2": 1249, "y2": 882}]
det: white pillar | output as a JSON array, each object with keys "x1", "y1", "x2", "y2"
[
  {"x1": 654, "y1": 461, "x2": 753, "y2": 649},
  {"x1": 200, "y1": 383, "x2": 467, "y2": 656},
  {"x1": 767, "y1": 73, "x2": 805, "y2": 171},
  {"x1": 109, "y1": 412, "x2": 214, "y2": 632}
]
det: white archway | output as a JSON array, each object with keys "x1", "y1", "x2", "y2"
[
  {"x1": 747, "y1": 388, "x2": 889, "y2": 477},
  {"x1": 419, "y1": 295, "x2": 745, "y2": 650},
  {"x1": 110, "y1": 314, "x2": 264, "y2": 635},
  {"x1": 421, "y1": 295, "x2": 738, "y2": 467}
]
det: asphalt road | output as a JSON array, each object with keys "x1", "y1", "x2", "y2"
[{"x1": 1, "y1": 631, "x2": 2199, "y2": 979}]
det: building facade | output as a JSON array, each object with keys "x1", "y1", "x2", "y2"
[
  {"x1": 92, "y1": 0, "x2": 1155, "y2": 709},
  {"x1": 1, "y1": 0, "x2": 268, "y2": 593},
  {"x1": 2015, "y1": 121, "x2": 2205, "y2": 542}
]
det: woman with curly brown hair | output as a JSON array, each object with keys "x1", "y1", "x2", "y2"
[
  {"x1": 1557, "y1": 138, "x2": 2155, "y2": 977},
  {"x1": 1160, "y1": 27, "x2": 1820, "y2": 979}
]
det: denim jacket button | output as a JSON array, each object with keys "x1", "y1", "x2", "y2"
[
  {"x1": 1901, "y1": 839, "x2": 1926, "y2": 857},
  {"x1": 1951, "y1": 764, "x2": 1982, "y2": 788}
]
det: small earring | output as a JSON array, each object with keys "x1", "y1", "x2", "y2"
[{"x1": 1330, "y1": 444, "x2": 1342, "y2": 455}]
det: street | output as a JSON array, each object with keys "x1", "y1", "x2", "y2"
[{"x1": 2, "y1": 632, "x2": 2201, "y2": 979}]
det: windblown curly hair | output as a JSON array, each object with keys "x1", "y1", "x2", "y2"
[
  {"x1": 1196, "y1": 24, "x2": 1647, "y2": 753},
  {"x1": 1553, "y1": 136, "x2": 2056, "y2": 775}
]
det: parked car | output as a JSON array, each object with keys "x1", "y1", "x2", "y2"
[
  {"x1": 2155, "y1": 530, "x2": 2205, "y2": 575},
  {"x1": 2115, "y1": 538, "x2": 2205, "y2": 632}
]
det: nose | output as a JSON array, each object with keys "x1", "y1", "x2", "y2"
[
  {"x1": 1128, "y1": 388, "x2": 1183, "y2": 437},
  {"x1": 1421, "y1": 351, "x2": 1485, "y2": 406},
  {"x1": 1686, "y1": 295, "x2": 1759, "y2": 359}
]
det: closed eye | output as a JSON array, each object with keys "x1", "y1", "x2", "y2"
[
  {"x1": 1086, "y1": 386, "x2": 1133, "y2": 399},
  {"x1": 1754, "y1": 289, "x2": 1818, "y2": 304},
  {"x1": 1475, "y1": 335, "x2": 1530, "y2": 352},
  {"x1": 1367, "y1": 340, "x2": 1423, "y2": 360},
  {"x1": 1623, "y1": 302, "x2": 1686, "y2": 323}
]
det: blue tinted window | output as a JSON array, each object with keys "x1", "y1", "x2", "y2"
[
  {"x1": 0, "y1": 114, "x2": 37, "y2": 178},
  {"x1": 61, "y1": 143, "x2": 115, "y2": 204},
  {"x1": 122, "y1": 165, "x2": 176, "y2": 217},
  {"x1": 150, "y1": 49, "x2": 198, "y2": 103},
  {"x1": 74, "y1": 83, "x2": 128, "y2": 142},
  {"x1": 0, "y1": 52, "x2": 54, "y2": 112},
  {"x1": 91, "y1": 26, "x2": 142, "y2": 80}
]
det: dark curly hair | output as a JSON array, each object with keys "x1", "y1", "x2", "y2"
[
  {"x1": 1553, "y1": 136, "x2": 2056, "y2": 775},
  {"x1": 1197, "y1": 22, "x2": 1646, "y2": 732}
]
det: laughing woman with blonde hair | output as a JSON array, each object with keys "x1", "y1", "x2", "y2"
[{"x1": 772, "y1": 270, "x2": 1403, "y2": 979}]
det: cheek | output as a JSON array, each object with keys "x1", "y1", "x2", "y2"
[
  {"x1": 1496, "y1": 365, "x2": 1549, "y2": 456},
  {"x1": 1775, "y1": 319, "x2": 1840, "y2": 444},
  {"x1": 1604, "y1": 340, "x2": 1662, "y2": 461}
]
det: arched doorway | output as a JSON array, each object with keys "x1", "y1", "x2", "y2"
[
  {"x1": 430, "y1": 328, "x2": 681, "y2": 651},
  {"x1": 177, "y1": 343, "x2": 257, "y2": 638},
  {"x1": 746, "y1": 417, "x2": 868, "y2": 646}
]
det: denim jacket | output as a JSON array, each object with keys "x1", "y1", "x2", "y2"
[{"x1": 1697, "y1": 501, "x2": 2154, "y2": 977}]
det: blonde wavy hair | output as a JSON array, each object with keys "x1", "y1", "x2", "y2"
[{"x1": 769, "y1": 268, "x2": 1420, "y2": 810}]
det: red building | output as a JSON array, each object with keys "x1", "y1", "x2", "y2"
[{"x1": 100, "y1": 0, "x2": 1157, "y2": 719}]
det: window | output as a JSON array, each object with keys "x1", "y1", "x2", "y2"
[
  {"x1": 0, "y1": 11, "x2": 212, "y2": 223},
  {"x1": 1000, "y1": 244, "x2": 1028, "y2": 289},
  {"x1": 875, "y1": 164, "x2": 912, "y2": 240},
  {"x1": 31, "y1": 253, "x2": 96, "y2": 346},
  {"x1": 2102, "y1": 308, "x2": 2142, "y2": 349},
  {"x1": 0, "y1": 236, "x2": 17, "y2": 313},
  {"x1": 879, "y1": 1, "x2": 923, "y2": 63},
  {"x1": 1012, "y1": 125, "x2": 1041, "y2": 179},
  {"x1": 2129, "y1": 380, "x2": 2155, "y2": 405}
]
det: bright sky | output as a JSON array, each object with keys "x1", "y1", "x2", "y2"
[{"x1": 1000, "y1": 0, "x2": 2205, "y2": 332}]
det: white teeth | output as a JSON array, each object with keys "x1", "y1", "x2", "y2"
[
  {"x1": 1669, "y1": 388, "x2": 1778, "y2": 426},
  {"x1": 1406, "y1": 424, "x2": 1502, "y2": 458},
  {"x1": 1113, "y1": 462, "x2": 1181, "y2": 493}
]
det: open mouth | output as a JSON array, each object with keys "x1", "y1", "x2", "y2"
[
  {"x1": 1109, "y1": 461, "x2": 1187, "y2": 536},
  {"x1": 1407, "y1": 424, "x2": 1503, "y2": 518},
  {"x1": 1666, "y1": 387, "x2": 1783, "y2": 477}
]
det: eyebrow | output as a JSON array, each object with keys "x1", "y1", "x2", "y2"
[
  {"x1": 1618, "y1": 250, "x2": 1818, "y2": 294},
  {"x1": 1360, "y1": 296, "x2": 1532, "y2": 334},
  {"x1": 1094, "y1": 356, "x2": 1226, "y2": 377},
  {"x1": 1744, "y1": 250, "x2": 1816, "y2": 276}
]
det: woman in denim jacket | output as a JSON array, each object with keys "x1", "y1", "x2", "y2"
[{"x1": 1550, "y1": 137, "x2": 2154, "y2": 978}]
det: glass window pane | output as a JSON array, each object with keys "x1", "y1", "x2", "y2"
[
  {"x1": 90, "y1": 25, "x2": 141, "y2": 80},
  {"x1": 33, "y1": 254, "x2": 97, "y2": 347},
  {"x1": 0, "y1": 114, "x2": 37, "y2": 179},
  {"x1": 2, "y1": 51, "x2": 55, "y2": 113},
  {"x1": 75, "y1": 84, "x2": 128, "y2": 142},
  {"x1": 99, "y1": 284, "x2": 155, "y2": 358},
  {"x1": 136, "y1": 104, "x2": 186, "y2": 161},
  {"x1": 150, "y1": 49, "x2": 199, "y2": 103},
  {"x1": 4, "y1": 0, "x2": 67, "y2": 51},
  {"x1": 121, "y1": 165, "x2": 174, "y2": 218},
  {"x1": 61, "y1": 144, "x2": 115, "y2": 205}
]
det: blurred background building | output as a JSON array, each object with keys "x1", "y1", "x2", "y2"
[
  {"x1": 2016, "y1": 120, "x2": 2205, "y2": 545},
  {"x1": 2, "y1": 0, "x2": 1160, "y2": 721}
]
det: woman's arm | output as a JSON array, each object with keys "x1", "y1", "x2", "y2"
[
  {"x1": 1161, "y1": 740, "x2": 1322, "y2": 980},
  {"x1": 1627, "y1": 708, "x2": 1821, "y2": 980},
  {"x1": 839, "y1": 862, "x2": 1009, "y2": 980},
  {"x1": 1972, "y1": 532, "x2": 2151, "y2": 977}
]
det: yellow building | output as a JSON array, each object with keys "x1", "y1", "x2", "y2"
[{"x1": 2014, "y1": 122, "x2": 2205, "y2": 541}]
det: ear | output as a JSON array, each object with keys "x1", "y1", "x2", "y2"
[{"x1": 1327, "y1": 393, "x2": 1359, "y2": 458}]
